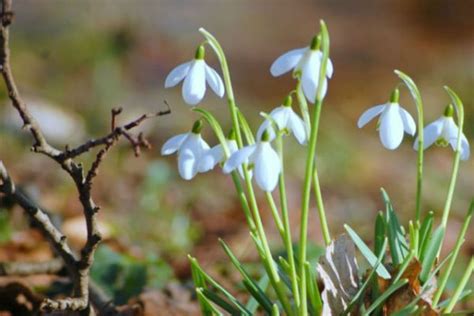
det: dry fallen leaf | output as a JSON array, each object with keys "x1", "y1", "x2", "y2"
[{"x1": 317, "y1": 234, "x2": 360, "y2": 315}]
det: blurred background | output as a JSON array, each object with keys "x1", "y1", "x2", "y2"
[{"x1": 0, "y1": 0, "x2": 472, "y2": 310}]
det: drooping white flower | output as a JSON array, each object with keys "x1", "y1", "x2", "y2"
[
  {"x1": 357, "y1": 89, "x2": 416, "y2": 150},
  {"x1": 270, "y1": 36, "x2": 333, "y2": 103},
  {"x1": 223, "y1": 131, "x2": 281, "y2": 192},
  {"x1": 164, "y1": 45, "x2": 224, "y2": 106},
  {"x1": 161, "y1": 120, "x2": 210, "y2": 180},
  {"x1": 257, "y1": 95, "x2": 308, "y2": 145},
  {"x1": 414, "y1": 104, "x2": 470, "y2": 160}
]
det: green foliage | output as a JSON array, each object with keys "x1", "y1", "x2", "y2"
[
  {"x1": 0, "y1": 210, "x2": 12, "y2": 243},
  {"x1": 91, "y1": 245, "x2": 173, "y2": 304}
]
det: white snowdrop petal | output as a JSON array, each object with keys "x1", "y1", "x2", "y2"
[
  {"x1": 446, "y1": 120, "x2": 470, "y2": 160},
  {"x1": 182, "y1": 60, "x2": 206, "y2": 105},
  {"x1": 270, "y1": 47, "x2": 307, "y2": 77},
  {"x1": 301, "y1": 53, "x2": 320, "y2": 103},
  {"x1": 399, "y1": 107, "x2": 416, "y2": 136},
  {"x1": 161, "y1": 133, "x2": 188, "y2": 155},
  {"x1": 357, "y1": 105, "x2": 386, "y2": 128},
  {"x1": 223, "y1": 145, "x2": 256, "y2": 174},
  {"x1": 205, "y1": 64, "x2": 225, "y2": 97},
  {"x1": 197, "y1": 145, "x2": 223, "y2": 172},
  {"x1": 164, "y1": 62, "x2": 191, "y2": 88},
  {"x1": 288, "y1": 111, "x2": 308, "y2": 144},
  {"x1": 227, "y1": 140, "x2": 239, "y2": 155},
  {"x1": 379, "y1": 105, "x2": 404, "y2": 150},
  {"x1": 326, "y1": 58, "x2": 334, "y2": 78},
  {"x1": 271, "y1": 107, "x2": 290, "y2": 129},
  {"x1": 178, "y1": 148, "x2": 198, "y2": 180},
  {"x1": 460, "y1": 134, "x2": 470, "y2": 160},
  {"x1": 415, "y1": 118, "x2": 443, "y2": 150},
  {"x1": 254, "y1": 143, "x2": 281, "y2": 192}
]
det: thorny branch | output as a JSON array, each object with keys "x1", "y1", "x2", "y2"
[{"x1": 0, "y1": 0, "x2": 170, "y2": 314}]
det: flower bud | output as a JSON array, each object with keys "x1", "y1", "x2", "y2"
[
  {"x1": 443, "y1": 104, "x2": 454, "y2": 117},
  {"x1": 191, "y1": 119, "x2": 204, "y2": 134},
  {"x1": 195, "y1": 45, "x2": 205, "y2": 60},
  {"x1": 310, "y1": 35, "x2": 321, "y2": 51},
  {"x1": 389, "y1": 88, "x2": 400, "y2": 103},
  {"x1": 283, "y1": 95, "x2": 293, "y2": 107}
]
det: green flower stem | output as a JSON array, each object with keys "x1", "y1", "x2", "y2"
[
  {"x1": 444, "y1": 257, "x2": 474, "y2": 313},
  {"x1": 231, "y1": 173, "x2": 256, "y2": 233},
  {"x1": 312, "y1": 166, "x2": 331, "y2": 245},
  {"x1": 298, "y1": 20, "x2": 330, "y2": 316},
  {"x1": 296, "y1": 75, "x2": 331, "y2": 246},
  {"x1": 433, "y1": 200, "x2": 473, "y2": 306},
  {"x1": 265, "y1": 192, "x2": 285, "y2": 238},
  {"x1": 440, "y1": 87, "x2": 465, "y2": 229},
  {"x1": 276, "y1": 134, "x2": 301, "y2": 309},
  {"x1": 200, "y1": 28, "x2": 292, "y2": 315},
  {"x1": 394, "y1": 70, "x2": 424, "y2": 223}
]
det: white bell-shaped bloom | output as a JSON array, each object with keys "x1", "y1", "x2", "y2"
[
  {"x1": 357, "y1": 89, "x2": 416, "y2": 150},
  {"x1": 223, "y1": 133, "x2": 281, "y2": 192},
  {"x1": 270, "y1": 36, "x2": 333, "y2": 103},
  {"x1": 414, "y1": 105, "x2": 470, "y2": 160},
  {"x1": 257, "y1": 96, "x2": 308, "y2": 145},
  {"x1": 161, "y1": 121, "x2": 210, "y2": 180},
  {"x1": 164, "y1": 45, "x2": 224, "y2": 106}
]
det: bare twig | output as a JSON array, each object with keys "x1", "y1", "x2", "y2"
[
  {"x1": 0, "y1": 258, "x2": 64, "y2": 276},
  {"x1": 0, "y1": 0, "x2": 170, "y2": 314}
]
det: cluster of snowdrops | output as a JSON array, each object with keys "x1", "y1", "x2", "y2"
[{"x1": 159, "y1": 21, "x2": 472, "y2": 316}]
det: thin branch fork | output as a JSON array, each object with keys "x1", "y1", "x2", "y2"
[{"x1": 0, "y1": 0, "x2": 170, "y2": 314}]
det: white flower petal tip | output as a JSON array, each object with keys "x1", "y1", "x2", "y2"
[
  {"x1": 162, "y1": 132, "x2": 210, "y2": 180},
  {"x1": 165, "y1": 59, "x2": 224, "y2": 106},
  {"x1": 358, "y1": 103, "x2": 415, "y2": 150},
  {"x1": 357, "y1": 104, "x2": 386, "y2": 128},
  {"x1": 270, "y1": 47, "x2": 306, "y2": 77}
]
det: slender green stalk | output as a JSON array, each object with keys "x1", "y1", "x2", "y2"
[
  {"x1": 298, "y1": 20, "x2": 330, "y2": 316},
  {"x1": 265, "y1": 192, "x2": 285, "y2": 238},
  {"x1": 440, "y1": 87, "x2": 465, "y2": 229},
  {"x1": 312, "y1": 167, "x2": 331, "y2": 245},
  {"x1": 394, "y1": 70, "x2": 424, "y2": 223},
  {"x1": 444, "y1": 257, "x2": 474, "y2": 313},
  {"x1": 276, "y1": 134, "x2": 301, "y2": 309},
  {"x1": 433, "y1": 200, "x2": 473, "y2": 306},
  {"x1": 295, "y1": 78, "x2": 330, "y2": 245}
]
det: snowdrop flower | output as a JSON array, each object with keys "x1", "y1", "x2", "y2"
[
  {"x1": 414, "y1": 104, "x2": 470, "y2": 160},
  {"x1": 223, "y1": 131, "x2": 281, "y2": 192},
  {"x1": 198, "y1": 130, "x2": 239, "y2": 173},
  {"x1": 164, "y1": 45, "x2": 224, "y2": 106},
  {"x1": 270, "y1": 35, "x2": 333, "y2": 103},
  {"x1": 161, "y1": 120, "x2": 210, "y2": 180},
  {"x1": 257, "y1": 95, "x2": 308, "y2": 145},
  {"x1": 357, "y1": 89, "x2": 416, "y2": 150}
]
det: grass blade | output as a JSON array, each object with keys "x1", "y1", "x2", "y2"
[
  {"x1": 219, "y1": 240, "x2": 273, "y2": 313},
  {"x1": 345, "y1": 224, "x2": 391, "y2": 279},
  {"x1": 419, "y1": 226, "x2": 445, "y2": 283},
  {"x1": 374, "y1": 211, "x2": 386, "y2": 259},
  {"x1": 418, "y1": 211, "x2": 434, "y2": 260},
  {"x1": 196, "y1": 288, "x2": 223, "y2": 316},
  {"x1": 381, "y1": 189, "x2": 409, "y2": 265},
  {"x1": 189, "y1": 256, "x2": 251, "y2": 315}
]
